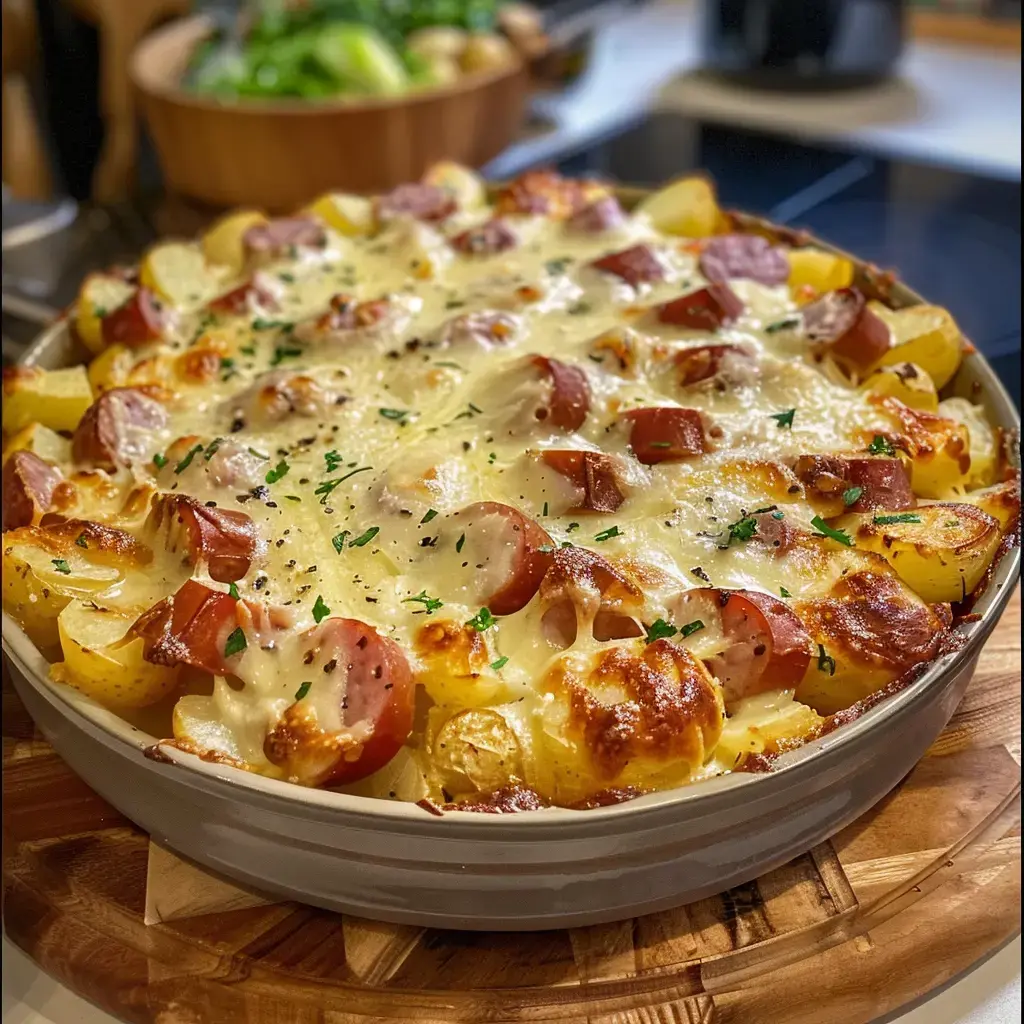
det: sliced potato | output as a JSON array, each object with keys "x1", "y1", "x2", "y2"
[
  {"x1": 422, "y1": 161, "x2": 487, "y2": 210},
  {"x1": 635, "y1": 176, "x2": 721, "y2": 238},
  {"x1": 304, "y1": 192, "x2": 375, "y2": 236},
  {"x1": 2, "y1": 537, "x2": 120, "y2": 648},
  {"x1": 939, "y1": 397, "x2": 998, "y2": 488},
  {"x1": 87, "y1": 343, "x2": 133, "y2": 393},
  {"x1": 139, "y1": 241, "x2": 215, "y2": 309},
  {"x1": 201, "y1": 209, "x2": 268, "y2": 275},
  {"x1": 841, "y1": 503, "x2": 1001, "y2": 603},
  {"x1": 414, "y1": 619, "x2": 506, "y2": 708},
  {"x1": 2, "y1": 422, "x2": 71, "y2": 465},
  {"x1": 860, "y1": 362, "x2": 939, "y2": 412},
  {"x1": 172, "y1": 693, "x2": 243, "y2": 759},
  {"x1": 74, "y1": 273, "x2": 136, "y2": 354},
  {"x1": 712, "y1": 688, "x2": 822, "y2": 771},
  {"x1": 962, "y1": 479, "x2": 1021, "y2": 532},
  {"x1": 870, "y1": 303, "x2": 963, "y2": 389},
  {"x1": 786, "y1": 249, "x2": 854, "y2": 298},
  {"x1": 2, "y1": 365, "x2": 93, "y2": 435},
  {"x1": 432, "y1": 707, "x2": 524, "y2": 795},
  {"x1": 54, "y1": 600, "x2": 179, "y2": 709}
]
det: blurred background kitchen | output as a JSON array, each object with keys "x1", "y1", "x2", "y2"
[{"x1": 2, "y1": 0, "x2": 1020, "y2": 402}]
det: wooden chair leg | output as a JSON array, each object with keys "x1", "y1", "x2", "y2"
[{"x1": 1, "y1": 75, "x2": 53, "y2": 200}]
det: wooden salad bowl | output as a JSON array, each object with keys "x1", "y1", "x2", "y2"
[{"x1": 131, "y1": 15, "x2": 531, "y2": 212}]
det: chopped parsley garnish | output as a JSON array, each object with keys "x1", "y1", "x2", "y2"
[
  {"x1": 455, "y1": 533, "x2": 466, "y2": 553},
  {"x1": 765, "y1": 316, "x2": 800, "y2": 334},
  {"x1": 842, "y1": 486, "x2": 864, "y2": 507},
  {"x1": 466, "y1": 607, "x2": 497, "y2": 632},
  {"x1": 248, "y1": 447, "x2": 269, "y2": 460},
  {"x1": 295, "y1": 681, "x2": 311, "y2": 701},
  {"x1": 434, "y1": 360, "x2": 465, "y2": 370},
  {"x1": 278, "y1": 272, "x2": 296, "y2": 284},
  {"x1": 594, "y1": 526, "x2": 621, "y2": 542},
  {"x1": 544, "y1": 256, "x2": 572, "y2": 275},
  {"x1": 152, "y1": 452, "x2": 168, "y2": 469},
  {"x1": 228, "y1": 583, "x2": 240, "y2": 599},
  {"x1": 725, "y1": 516, "x2": 758, "y2": 545},
  {"x1": 379, "y1": 408, "x2": 408, "y2": 421},
  {"x1": 253, "y1": 317, "x2": 293, "y2": 332},
  {"x1": 488, "y1": 452, "x2": 497, "y2": 464},
  {"x1": 312, "y1": 595, "x2": 331, "y2": 624},
  {"x1": 542, "y1": 502, "x2": 548, "y2": 516},
  {"x1": 224, "y1": 627, "x2": 247, "y2": 658},
  {"x1": 490, "y1": 656, "x2": 509, "y2": 671},
  {"x1": 644, "y1": 618, "x2": 702, "y2": 644},
  {"x1": 566, "y1": 522, "x2": 580, "y2": 533},
  {"x1": 568, "y1": 301, "x2": 591, "y2": 315},
  {"x1": 220, "y1": 357, "x2": 237, "y2": 379},
  {"x1": 239, "y1": 344, "x2": 257, "y2": 356},
  {"x1": 680, "y1": 620, "x2": 705, "y2": 638},
  {"x1": 265, "y1": 460, "x2": 290, "y2": 484},
  {"x1": 349, "y1": 526, "x2": 379, "y2": 547},
  {"x1": 75, "y1": 533, "x2": 88, "y2": 549},
  {"x1": 444, "y1": 298, "x2": 466, "y2": 309},
  {"x1": 51, "y1": 558, "x2": 71, "y2": 575},
  {"x1": 203, "y1": 438, "x2": 224, "y2": 461},
  {"x1": 331, "y1": 531, "x2": 349, "y2": 553},
  {"x1": 817, "y1": 644, "x2": 836, "y2": 676},
  {"x1": 174, "y1": 443, "x2": 204, "y2": 474},
  {"x1": 779, "y1": 586, "x2": 792, "y2": 598},
  {"x1": 315, "y1": 466, "x2": 373, "y2": 503},
  {"x1": 403, "y1": 591, "x2": 443, "y2": 614},
  {"x1": 420, "y1": 509, "x2": 438, "y2": 524},
  {"x1": 324, "y1": 450, "x2": 343, "y2": 473},
  {"x1": 770, "y1": 408, "x2": 796, "y2": 430},
  {"x1": 873, "y1": 513, "x2": 923, "y2": 525},
  {"x1": 269, "y1": 344, "x2": 302, "y2": 365},
  {"x1": 538, "y1": 545, "x2": 554, "y2": 553},
  {"x1": 867, "y1": 434, "x2": 896, "y2": 456},
  {"x1": 648, "y1": 441, "x2": 673, "y2": 449},
  {"x1": 453, "y1": 402, "x2": 484, "y2": 420},
  {"x1": 811, "y1": 515, "x2": 854, "y2": 546}
]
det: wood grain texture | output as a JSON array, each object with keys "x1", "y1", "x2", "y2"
[{"x1": 3, "y1": 589, "x2": 1020, "y2": 1024}]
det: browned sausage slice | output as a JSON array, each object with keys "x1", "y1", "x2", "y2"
[
  {"x1": 529, "y1": 356, "x2": 590, "y2": 431},
  {"x1": 102, "y1": 288, "x2": 167, "y2": 348},
  {"x1": 624, "y1": 407, "x2": 708, "y2": 464},
  {"x1": 447, "y1": 501, "x2": 555, "y2": 615},
  {"x1": 72, "y1": 387, "x2": 168, "y2": 469},
  {"x1": 802, "y1": 288, "x2": 891, "y2": 370},
  {"x1": 699, "y1": 234, "x2": 789, "y2": 285},
  {"x1": 540, "y1": 451, "x2": 627, "y2": 513},
  {"x1": 657, "y1": 283, "x2": 744, "y2": 329},
  {"x1": 675, "y1": 343, "x2": 757, "y2": 386},
  {"x1": 451, "y1": 219, "x2": 518, "y2": 255},
  {"x1": 591, "y1": 244, "x2": 665, "y2": 287},
  {"x1": 567, "y1": 196, "x2": 626, "y2": 233},
  {"x1": 794, "y1": 455, "x2": 915, "y2": 513},
  {"x1": 376, "y1": 183, "x2": 456, "y2": 223},
  {"x1": 2, "y1": 451, "x2": 63, "y2": 530},
  {"x1": 209, "y1": 277, "x2": 279, "y2": 315},
  {"x1": 243, "y1": 217, "x2": 326, "y2": 256}
]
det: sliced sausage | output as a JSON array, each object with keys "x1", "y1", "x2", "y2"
[
  {"x1": 591, "y1": 244, "x2": 665, "y2": 287},
  {"x1": 439, "y1": 310, "x2": 522, "y2": 350},
  {"x1": 624, "y1": 407, "x2": 708, "y2": 465},
  {"x1": 227, "y1": 370, "x2": 342, "y2": 426},
  {"x1": 376, "y1": 183, "x2": 456, "y2": 223},
  {"x1": 146, "y1": 493, "x2": 258, "y2": 583},
  {"x1": 675, "y1": 343, "x2": 758, "y2": 387},
  {"x1": 540, "y1": 451, "x2": 627, "y2": 513},
  {"x1": 802, "y1": 288, "x2": 891, "y2": 370},
  {"x1": 699, "y1": 234, "x2": 789, "y2": 286},
  {"x1": 671, "y1": 587, "x2": 812, "y2": 702},
  {"x1": 2, "y1": 451, "x2": 63, "y2": 530},
  {"x1": 495, "y1": 170, "x2": 594, "y2": 218},
  {"x1": 72, "y1": 387, "x2": 168, "y2": 470},
  {"x1": 102, "y1": 288, "x2": 167, "y2": 348},
  {"x1": 451, "y1": 219, "x2": 518, "y2": 255},
  {"x1": 264, "y1": 617, "x2": 415, "y2": 786},
  {"x1": 567, "y1": 196, "x2": 626, "y2": 234},
  {"x1": 314, "y1": 293, "x2": 392, "y2": 333},
  {"x1": 793, "y1": 455, "x2": 915, "y2": 513},
  {"x1": 528, "y1": 356, "x2": 590, "y2": 431},
  {"x1": 209, "y1": 277, "x2": 280, "y2": 316},
  {"x1": 657, "y1": 283, "x2": 744, "y2": 329},
  {"x1": 243, "y1": 217, "x2": 326, "y2": 257},
  {"x1": 448, "y1": 501, "x2": 555, "y2": 615},
  {"x1": 747, "y1": 507, "x2": 797, "y2": 555}
]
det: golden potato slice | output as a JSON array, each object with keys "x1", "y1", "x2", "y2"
[
  {"x1": 201, "y1": 209, "x2": 268, "y2": 275},
  {"x1": 86, "y1": 344, "x2": 133, "y2": 393},
  {"x1": 2, "y1": 537, "x2": 120, "y2": 648},
  {"x1": 304, "y1": 192, "x2": 375, "y2": 236},
  {"x1": 432, "y1": 707, "x2": 524, "y2": 795},
  {"x1": 635, "y1": 176, "x2": 721, "y2": 238},
  {"x1": 860, "y1": 362, "x2": 939, "y2": 412},
  {"x1": 961, "y1": 479, "x2": 1021, "y2": 532},
  {"x1": 712, "y1": 688, "x2": 822, "y2": 771},
  {"x1": 139, "y1": 241, "x2": 215, "y2": 310},
  {"x1": 939, "y1": 397, "x2": 998, "y2": 488},
  {"x1": 422, "y1": 161, "x2": 487, "y2": 210},
  {"x1": 2, "y1": 365, "x2": 93, "y2": 435},
  {"x1": 870, "y1": 302, "x2": 963, "y2": 389},
  {"x1": 2, "y1": 422, "x2": 71, "y2": 465},
  {"x1": 414, "y1": 619, "x2": 506, "y2": 708},
  {"x1": 74, "y1": 273, "x2": 136, "y2": 354},
  {"x1": 841, "y1": 503, "x2": 1001, "y2": 603},
  {"x1": 786, "y1": 249, "x2": 854, "y2": 299},
  {"x1": 54, "y1": 600, "x2": 180, "y2": 709}
]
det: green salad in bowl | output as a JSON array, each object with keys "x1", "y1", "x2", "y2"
[{"x1": 187, "y1": 0, "x2": 544, "y2": 100}]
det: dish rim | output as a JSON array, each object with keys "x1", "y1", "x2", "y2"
[{"x1": 2, "y1": 188, "x2": 1020, "y2": 831}]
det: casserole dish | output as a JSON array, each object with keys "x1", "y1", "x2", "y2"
[{"x1": 2, "y1": 181, "x2": 1019, "y2": 930}]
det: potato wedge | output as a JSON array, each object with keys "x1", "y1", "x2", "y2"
[
  {"x1": 201, "y1": 209, "x2": 268, "y2": 275},
  {"x1": 961, "y1": 479, "x2": 1021, "y2": 532},
  {"x1": 860, "y1": 361, "x2": 939, "y2": 412},
  {"x1": 635, "y1": 176, "x2": 721, "y2": 238},
  {"x1": 304, "y1": 192, "x2": 375, "y2": 236},
  {"x1": 870, "y1": 302, "x2": 963, "y2": 389},
  {"x1": 139, "y1": 241, "x2": 216, "y2": 310},
  {"x1": 712, "y1": 688, "x2": 822, "y2": 771},
  {"x1": 432, "y1": 707, "x2": 524, "y2": 795},
  {"x1": 74, "y1": 273, "x2": 136, "y2": 354},
  {"x1": 54, "y1": 600, "x2": 180, "y2": 709},
  {"x1": 2, "y1": 365, "x2": 93, "y2": 435},
  {"x1": 841, "y1": 503, "x2": 1001, "y2": 603},
  {"x1": 422, "y1": 161, "x2": 487, "y2": 210},
  {"x1": 786, "y1": 249, "x2": 854, "y2": 299},
  {"x1": 2, "y1": 422, "x2": 71, "y2": 465},
  {"x1": 173, "y1": 692, "x2": 246, "y2": 762},
  {"x1": 878, "y1": 400, "x2": 971, "y2": 499},
  {"x1": 938, "y1": 397, "x2": 998, "y2": 488},
  {"x1": 414, "y1": 619, "x2": 506, "y2": 708},
  {"x1": 87, "y1": 344, "x2": 133, "y2": 393},
  {"x1": 2, "y1": 537, "x2": 120, "y2": 647}
]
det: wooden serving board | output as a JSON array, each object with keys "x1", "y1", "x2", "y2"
[{"x1": 3, "y1": 589, "x2": 1020, "y2": 1024}]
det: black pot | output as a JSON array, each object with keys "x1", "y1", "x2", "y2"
[{"x1": 702, "y1": 0, "x2": 907, "y2": 90}]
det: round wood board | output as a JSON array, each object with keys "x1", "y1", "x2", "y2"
[{"x1": 3, "y1": 589, "x2": 1020, "y2": 1024}]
